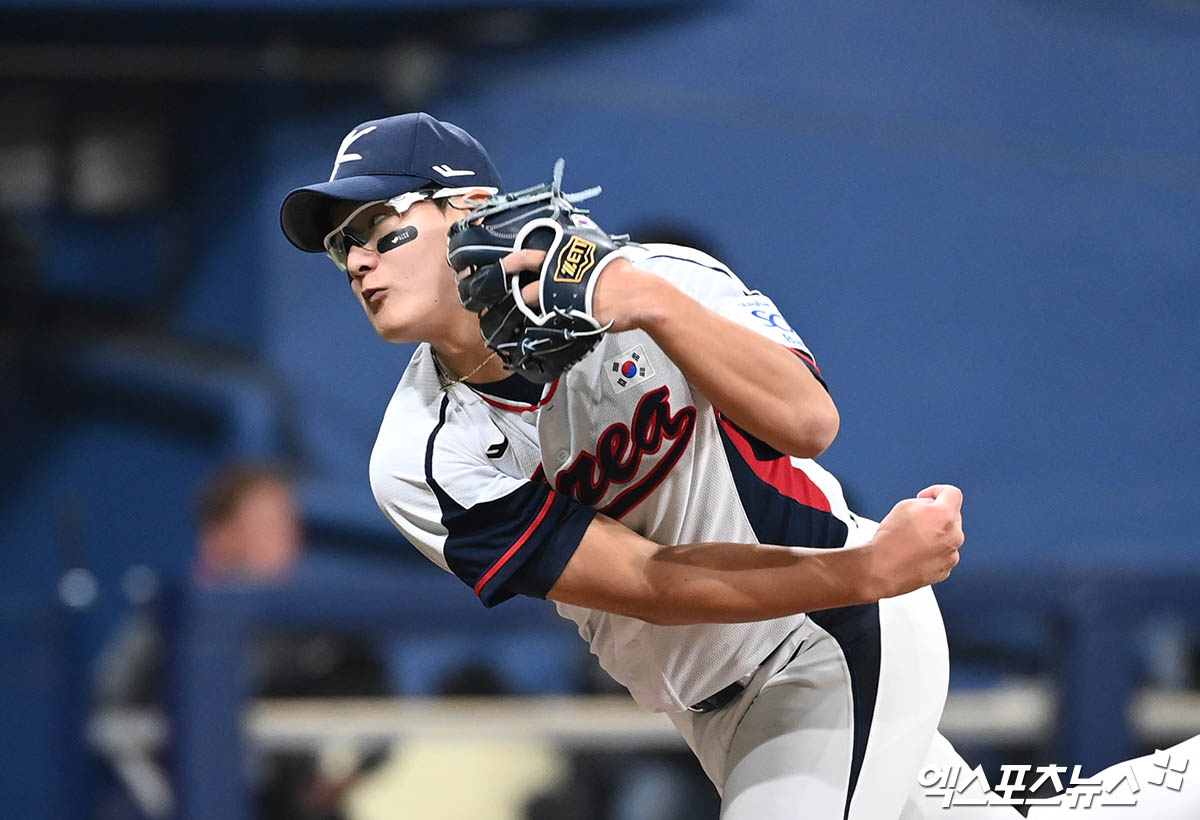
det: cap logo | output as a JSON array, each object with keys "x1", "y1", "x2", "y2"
[
  {"x1": 432, "y1": 164, "x2": 476, "y2": 178},
  {"x1": 329, "y1": 125, "x2": 377, "y2": 181}
]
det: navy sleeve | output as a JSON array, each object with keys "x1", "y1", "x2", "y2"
[{"x1": 433, "y1": 478, "x2": 596, "y2": 607}]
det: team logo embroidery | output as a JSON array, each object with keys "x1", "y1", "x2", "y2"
[
  {"x1": 329, "y1": 126, "x2": 376, "y2": 181},
  {"x1": 485, "y1": 437, "x2": 509, "y2": 459},
  {"x1": 555, "y1": 386, "x2": 696, "y2": 519},
  {"x1": 605, "y1": 344, "x2": 655, "y2": 394},
  {"x1": 432, "y1": 164, "x2": 475, "y2": 177},
  {"x1": 726, "y1": 294, "x2": 807, "y2": 349},
  {"x1": 554, "y1": 236, "x2": 596, "y2": 283}
]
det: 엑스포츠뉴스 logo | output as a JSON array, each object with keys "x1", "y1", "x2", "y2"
[{"x1": 554, "y1": 236, "x2": 596, "y2": 283}]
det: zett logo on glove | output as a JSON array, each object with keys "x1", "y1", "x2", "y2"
[{"x1": 554, "y1": 236, "x2": 597, "y2": 283}]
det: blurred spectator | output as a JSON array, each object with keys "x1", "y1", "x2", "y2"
[
  {"x1": 93, "y1": 461, "x2": 390, "y2": 820},
  {"x1": 94, "y1": 462, "x2": 307, "y2": 707},
  {"x1": 192, "y1": 462, "x2": 303, "y2": 584}
]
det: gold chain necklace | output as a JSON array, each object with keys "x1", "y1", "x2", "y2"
[{"x1": 435, "y1": 348, "x2": 499, "y2": 390}]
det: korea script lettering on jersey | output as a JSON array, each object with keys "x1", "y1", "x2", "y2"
[{"x1": 369, "y1": 243, "x2": 870, "y2": 712}]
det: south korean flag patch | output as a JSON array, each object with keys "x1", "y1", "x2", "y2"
[{"x1": 605, "y1": 344, "x2": 655, "y2": 395}]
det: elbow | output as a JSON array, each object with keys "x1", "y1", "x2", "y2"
[
  {"x1": 780, "y1": 404, "x2": 840, "y2": 459},
  {"x1": 807, "y1": 408, "x2": 841, "y2": 456}
]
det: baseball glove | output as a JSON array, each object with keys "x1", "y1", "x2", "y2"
[{"x1": 446, "y1": 159, "x2": 631, "y2": 384}]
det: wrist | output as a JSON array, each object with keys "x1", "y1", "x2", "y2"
[
  {"x1": 628, "y1": 269, "x2": 684, "y2": 332},
  {"x1": 851, "y1": 542, "x2": 893, "y2": 603}
]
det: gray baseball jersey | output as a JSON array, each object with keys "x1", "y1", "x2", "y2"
[{"x1": 370, "y1": 242, "x2": 874, "y2": 713}]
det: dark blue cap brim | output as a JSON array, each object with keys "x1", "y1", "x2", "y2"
[{"x1": 280, "y1": 172, "x2": 437, "y2": 253}]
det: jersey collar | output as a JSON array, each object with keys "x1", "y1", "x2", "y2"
[{"x1": 469, "y1": 377, "x2": 558, "y2": 412}]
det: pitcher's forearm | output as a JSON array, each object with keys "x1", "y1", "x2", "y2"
[
  {"x1": 637, "y1": 541, "x2": 880, "y2": 625},
  {"x1": 547, "y1": 515, "x2": 888, "y2": 625}
]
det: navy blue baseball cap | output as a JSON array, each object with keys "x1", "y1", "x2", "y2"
[{"x1": 280, "y1": 112, "x2": 503, "y2": 253}]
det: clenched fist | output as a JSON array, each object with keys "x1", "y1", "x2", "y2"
[{"x1": 864, "y1": 484, "x2": 964, "y2": 599}]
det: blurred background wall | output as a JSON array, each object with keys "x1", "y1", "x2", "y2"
[{"x1": 1, "y1": 0, "x2": 1198, "y2": 817}]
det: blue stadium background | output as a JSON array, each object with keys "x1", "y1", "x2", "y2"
[{"x1": 2, "y1": 0, "x2": 1198, "y2": 816}]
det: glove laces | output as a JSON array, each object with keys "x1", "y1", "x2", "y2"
[{"x1": 452, "y1": 158, "x2": 601, "y2": 230}]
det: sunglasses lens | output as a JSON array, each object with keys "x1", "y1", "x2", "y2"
[
  {"x1": 326, "y1": 236, "x2": 349, "y2": 270},
  {"x1": 326, "y1": 227, "x2": 371, "y2": 271},
  {"x1": 324, "y1": 194, "x2": 435, "y2": 274},
  {"x1": 342, "y1": 226, "x2": 369, "y2": 248}
]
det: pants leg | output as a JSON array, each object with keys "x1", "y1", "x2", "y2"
[{"x1": 719, "y1": 587, "x2": 949, "y2": 820}]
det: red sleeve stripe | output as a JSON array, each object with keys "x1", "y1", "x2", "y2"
[
  {"x1": 473, "y1": 491, "x2": 557, "y2": 596},
  {"x1": 787, "y1": 347, "x2": 821, "y2": 375}
]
